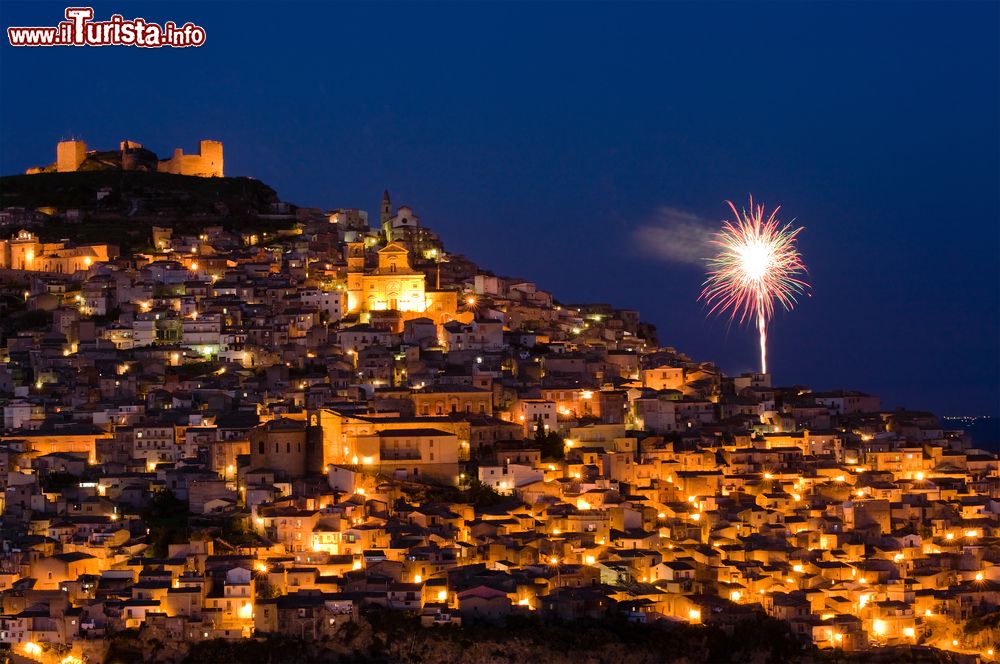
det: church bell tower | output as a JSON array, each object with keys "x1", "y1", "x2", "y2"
[{"x1": 380, "y1": 190, "x2": 393, "y2": 241}]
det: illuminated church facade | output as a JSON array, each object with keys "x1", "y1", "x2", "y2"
[
  {"x1": 346, "y1": 242, "x2": 427, "y2": 313},
  {"x1": 344, "y1": 240, "x2": 465, "y2": 326}
]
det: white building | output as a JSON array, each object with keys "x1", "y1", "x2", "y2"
[
  {"x1": 300, "y1": 288, "x2": 345, "y2": 322},
  {"x1": 182, "y1": 313, "x2": 222, "y2": 352},
  {"x1": 478, "y1": 463, "x2": 543, "y2": 494}
]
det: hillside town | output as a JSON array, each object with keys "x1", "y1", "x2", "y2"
[{"x1": 0, "y1": 181, "x2": 998, "y2": 664}]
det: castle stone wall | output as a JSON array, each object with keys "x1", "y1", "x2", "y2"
[
  {"x1": 28, "y1": 139, "x2": 224, "y2": 177},
  {"x1": 157, "y1": 140, "x2": 224, "y2": 177}
]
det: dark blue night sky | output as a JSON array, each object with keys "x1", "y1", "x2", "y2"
[{"x1": 2, "y1": 2, "x2": 997, "y2": 416}]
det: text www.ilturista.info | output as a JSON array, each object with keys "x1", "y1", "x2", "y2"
[{"x1": 7, "y1": 7, "x2": 206, "y2": 48}]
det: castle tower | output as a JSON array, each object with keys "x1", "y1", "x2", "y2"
[
  {"x1": 120, "y1": 139, "x2": 143, "y2": 171},
  {"x1": 56, "y1": 140, "x2": 87, "y2": 173},
  {"x1": 198, "y1": 140, "x2": 224, "y2": 177},
  {"x1": 157, "y1": 140, "x2": 224, "y2": 177}
]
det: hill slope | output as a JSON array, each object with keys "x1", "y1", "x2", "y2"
[{"x1": 0, "y1": 170, "x2": 294, "y2": 252}]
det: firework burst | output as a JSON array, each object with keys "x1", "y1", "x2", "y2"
[{"x1": 699, "y1": 196, "x2": 810, "y2": 375}]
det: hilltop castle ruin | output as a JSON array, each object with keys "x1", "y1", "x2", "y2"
[{"x1": 26, "y1": 138, "x2": 224, "y2": 177}]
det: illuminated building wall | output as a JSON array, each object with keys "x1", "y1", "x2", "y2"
[
  {"x1": 250, "y1": 418, "x2": 310, "y2": 478},
  {"x1": 0, "y1": 230, "x2": 117, "y2": 273},
  {"x1": 348, "y1": 243, "x2": 427, "y2": 313}
]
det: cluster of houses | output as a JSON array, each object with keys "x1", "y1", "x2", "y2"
[{"x1": 0, "y1": 191, "x2": 997, "y2": 663}]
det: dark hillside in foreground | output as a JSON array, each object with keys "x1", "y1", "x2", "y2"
[
  {"x1": 0, "y1": 171, "x2": 296, "y2": 252},
  {"x1": 1, "y1": 171, "x2": 282, "y2": 216}
]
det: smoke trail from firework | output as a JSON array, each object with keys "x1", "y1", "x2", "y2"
[{"x1": 699, "y1": 197, "x2": 810, "y2": 375}]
